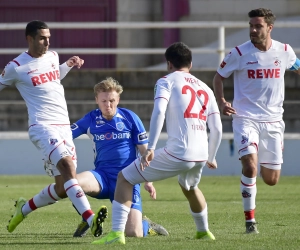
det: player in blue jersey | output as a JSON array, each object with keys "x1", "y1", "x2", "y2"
[
  {"x1": 12, "y1": 76, "x2": 168, "y2": 238},
  {"x1": 69, "y1": 77, "x2": 168, "y2": 237}
]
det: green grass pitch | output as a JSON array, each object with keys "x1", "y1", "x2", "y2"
[{"x1": 1, "y1": 175, "x2": 300, "y2": 250}]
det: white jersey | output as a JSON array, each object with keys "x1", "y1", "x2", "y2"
[
  {"x1": 217, "y1": 40, "x2": 297, "y2": 122},
  {"x1": 0, "y1": 51, "x2": 70, "y2": 126},
  {"x1": 154, "y1": 71, "x2": 220, "y2": 161}
]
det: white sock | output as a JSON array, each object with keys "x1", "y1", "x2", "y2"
[
  {"x1": 64, "y1": 179, "x2": 94, "y2": 225},
  {"x1": 190, "y1": 204, "x2": 209, "y2": 232},
  {"x1": 22, "y1": 183, "x2": 61, "y2": 216},
  {"x1": 240, "y1": 175, "x2": 256, "y2": 222},
  {"x1": 112, "y1": 200, "x2": 130, "y2": 232}
]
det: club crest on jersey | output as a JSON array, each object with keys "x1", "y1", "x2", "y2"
[
  {"x1": 241, "y1": 135, "x2": 248, "y2": 144},
  {"x1": 134, "y1": 194, "x2": 140, "y2": 203},
  {"x1": 116, "y1": 122, "x2": 125, "y2": 131},
  {"x1": 274, "y1": 58, "x2": 281, "y2": 66},
  {"x1": 51, "y1": 62, "x2": 56, "y2": 69},
  {"x1": 50, "y1": 138, "x2": 58, "y2": 145}
]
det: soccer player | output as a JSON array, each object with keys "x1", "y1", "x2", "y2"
[
  {"x1": 92, "y1": 42, "x2": 223, "y2": 245},
  {"x1": 2, "y1": 20, "x2": 103, "y2": 236},
  {"x1": 212, "y1": 8, "x2": 300, "y2": 234},
  {"x1": 69, "y1": 77, "x2": 168, "y2": 237}
]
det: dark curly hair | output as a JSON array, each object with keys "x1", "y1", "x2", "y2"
[{"x1": 248, "y1": 8, "x2": 276, "y2": 26}]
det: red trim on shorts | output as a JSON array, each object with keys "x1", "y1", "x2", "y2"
[
  {"x1": 82, "y1": 209, "x2": 94, "y2": 221},
  {"x1": 284, "y1": 44, "x2": 287, "y2": 51},
  {"x1": 12, "y1": 60, "x2": 20, "y2": 66},
  {"x1": 260, "y1": 162, "x2": 281, "y2": 165},
  {"x1": 133, "y1": 160, "x2": 149, "y2": 182},
  {"x1": 48, "y1": 184, "x2": 57, "y2": 201},
  {"x1": 240, "y1": 180, "x2": 256, "y2": 187},
  {"x1": 65, "y1": 183, "x2": 79, "y2": 192},
  {"x1": 235, "y1": 46, "x2": 242, "y2": 56},
  {"x1": 28, "y1": 198, "x2": 37, "y2": 210},
  {"x1": 154, "y1": 96, "x2": 168, "y2": 101},
  {"x1": 238, "y1": 142, "x2": 258, "y2": 154},
  {"x1": 48, "y1": 140, "x2": 65, "y2": 162},
  {"x1": 164, "y1": 148, "x2": 206, "y2": 162}
]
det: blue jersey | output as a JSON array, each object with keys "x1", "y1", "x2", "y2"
[{"x1": 71, "y1": 107, "x2": 148, "y2": 175}]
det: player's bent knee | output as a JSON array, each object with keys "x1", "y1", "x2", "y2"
[
  {"x1": 53, "y1": 182, "x2": 67, "y2": 198},
  {"x1": 260, "y1": 164, "x2": 281, "y2": 186}
]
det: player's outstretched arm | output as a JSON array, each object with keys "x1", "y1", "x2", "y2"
[{"x1": 59, "y1": 56, "x2": 85, "y2": 80}]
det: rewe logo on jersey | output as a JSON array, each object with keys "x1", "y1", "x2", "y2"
[
  {"x1": 31, "y1": 70, "x2": 60, "y2": 86},
  {"x1": 247, "y1": 68, "x2": 280, "y2": 79}
]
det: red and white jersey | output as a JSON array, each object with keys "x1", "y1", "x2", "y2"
[
  {"x1": 217, "y1": 40, "x2": 297, "y2": 122},
  {"x1": 0, "y1": 51, "x2": 70, "y2": 126},
  {"x1": 154, "y1": 71, "x2": 220, "y2": 161}
]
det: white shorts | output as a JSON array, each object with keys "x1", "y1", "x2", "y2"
[
  {"x1": 28, "y1": 124, "x2": 77, "y2": 176},
  {"x1": 122, "y1": 148, "x2": 206, "y2": 191},
  {"x1": 232, "y1": 118, "x2": 284, "y2": 170}
]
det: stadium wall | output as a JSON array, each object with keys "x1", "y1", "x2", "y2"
[
  {"x1": 0, "y1": 132, "x2": 299, "y2": 176},
  {"x1": 0, "y1": 70, "x2": 299, "y2": 133}
]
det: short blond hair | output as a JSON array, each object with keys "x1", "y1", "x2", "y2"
[{"x1": 94, "y1": 77, "x2": 123, "y2": 96}]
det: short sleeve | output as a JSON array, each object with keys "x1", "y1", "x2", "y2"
[
  {"x1": 129, "y1": 111, "x2": 148, "y2": 145},
  {"x1": 0, "y1": 62, "x2": 19, "y2": 89},
  {"x1": 286, "y1": 44, "x2": 297, "y2": 69},
  {"x1": 154, "y1": 77, "x2": 171, "y2": 101},
  {"x1": 216, "y1": 49, "x2": 239, "y2": 78},
  {"x1": 71, "y1": 112, "x2": 92, "y2": 139}
]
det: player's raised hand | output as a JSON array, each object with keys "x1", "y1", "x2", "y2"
[
  {"x1": 206, "y1": 159, "x2": 217, "y2": 169},
  {"x1": 66, "y1": 56, "x2": 84, "y2": 69},
  {"x1": 144, "y1": 182, "x2": 156, "y2": 200},
  {"x1": 140, "y1": 149, "x2": 154, "y2": 171},
  {"x1": 220, "y1": 101, "x2": 236, "y2": 116}
]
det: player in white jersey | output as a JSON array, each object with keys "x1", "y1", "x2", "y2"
[
  {"x1": 213, "y1": 8, "x2": 300, "y2": 234},
  {"x1": 92, "y1": 42, "x2": 223, "y2": 245},
  {"x1": 1, "y1": 20, "x2": 104, "y2": 236}
]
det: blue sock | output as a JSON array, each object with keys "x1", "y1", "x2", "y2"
[{"x1": 142, "y1": 219, "x2": 149, "y2": 237}]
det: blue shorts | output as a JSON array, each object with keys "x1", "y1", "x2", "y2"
[{"x1": 90, "y1": 169, "x2": 142, "y2": 212}]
